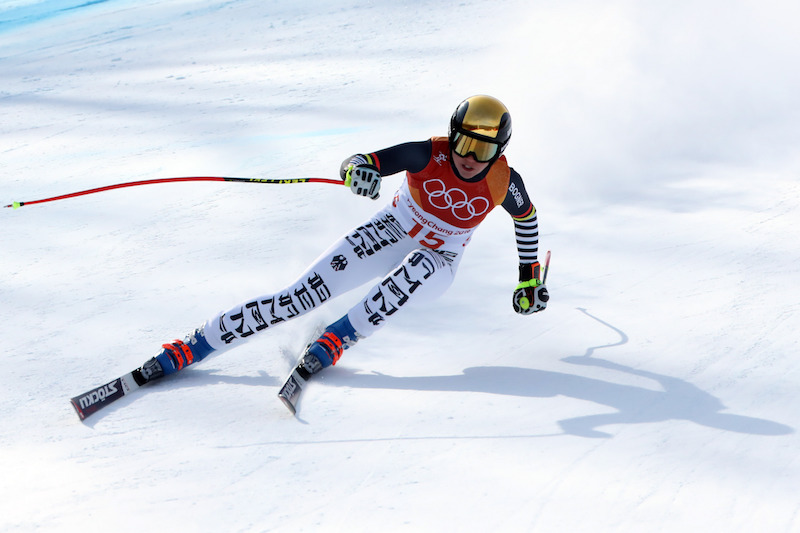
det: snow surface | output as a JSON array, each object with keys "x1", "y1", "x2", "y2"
[{"x1": 2, "y1": 0, "x2": 799, "y2": 532}]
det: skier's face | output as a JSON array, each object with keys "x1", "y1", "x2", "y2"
[{"x1": 451, "y1": 151, "x2": 490, "y2": 180}]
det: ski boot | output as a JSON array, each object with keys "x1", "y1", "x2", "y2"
[
  {"x1": 279, "y1": 315, "x2": 360, "y2": 412},
  {"x1": 132, "y1": 327, "x2": 215, "y2": 386}
]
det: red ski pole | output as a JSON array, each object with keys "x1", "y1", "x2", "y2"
[
  {"x1": 541, "y1": 250, "x2": 551, "y2": 284},
  {"x1": 4, "y1": 176, "x2": 344, "y2": 209}
]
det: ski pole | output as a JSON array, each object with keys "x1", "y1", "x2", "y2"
[
  {"x1": 4, "y1": 176, "x2": 345, "y2": 209},
  {"x1": 541, "y1": 250, "x2": 551, "y2": 284}
]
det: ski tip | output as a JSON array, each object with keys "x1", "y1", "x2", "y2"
[
  {"x1": 278, "y1": 394, "x2": 297, "y2": 415},
  {"x1": 69, "y1": 398, "x2": 87, "y2": 421},
  {"x1": 277, "y1": 368, "x2": 306, "y2": 415}
]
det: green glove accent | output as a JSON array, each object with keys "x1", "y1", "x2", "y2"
[
  {"x1": 343, "y1": 164, "x2": 355, "y2": 187},
  {"x1": 514, "y1": 279, "x2": 541, "y2": 309}
]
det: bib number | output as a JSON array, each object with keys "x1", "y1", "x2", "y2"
[{"x1": 408, "y1": 221, "x2": 445, "y2": 249}]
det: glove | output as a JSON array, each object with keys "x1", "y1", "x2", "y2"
[
  {"x1": 512, "y1": 262, "x2": 549, "y2": 315},
  {"x1": 343, "y1": 163, "x2": 381, "y2": 200}
]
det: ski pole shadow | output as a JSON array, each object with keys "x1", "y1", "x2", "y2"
[
  {"x1": 163, "y1": 368, "x2": 281, "y2": 389},
  {"x1": 76, "y1": 369, "x2": 279, "y2": 427},
  {"x1": 328, "y1": 309, "x2": 794, "y2": 439}
]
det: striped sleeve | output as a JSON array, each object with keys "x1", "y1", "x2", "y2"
[
  {"x1": 513, "y1": 209, "x2": 539, "y2": 264},
  {"x1": 501, "y1": 168, "x2": 539, "y2": 264}
]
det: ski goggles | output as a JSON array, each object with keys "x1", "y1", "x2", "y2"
[{"x1": 450, "y1": 132, "x2": 501, "y2": 162}]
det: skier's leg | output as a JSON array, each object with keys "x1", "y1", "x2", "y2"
[
  {"x1": 349, "y1": 248, "x2": 461, "y2": 337},
  {"x1": 300, "y1": 248, "x2": 462, "y2": 373},
  {"x1": 136, "y1": 208, "x2": 415, "y2": 382}
]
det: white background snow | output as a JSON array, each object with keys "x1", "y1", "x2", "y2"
[{"x1": 2, "y1": 0, "x2": 799, "y2": 531}]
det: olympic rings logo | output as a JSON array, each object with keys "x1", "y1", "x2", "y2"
[{"x1": 423, "y1": 179, "x2": 490, "y2": 221}]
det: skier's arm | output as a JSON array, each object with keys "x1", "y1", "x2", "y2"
[
  {"x1": 368, "y1": 140, "x2": 432, "y2": 175},
  {"x1": 501, "y1": 169, "x2": 549, "y2": 314},
  {"x1": 339, "y1": 140, "x2": 433, "y2": 199},
  {"x1": 501, "y1": 169, "x2": 539, "y2": 265}
]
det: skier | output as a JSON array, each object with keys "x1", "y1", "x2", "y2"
[{"x1": 132, "y1": 94, "x2": 549, "y2": 391}]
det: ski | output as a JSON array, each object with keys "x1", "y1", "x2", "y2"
[
  {"x1": 70, "y1": 371, "x2": 144, "y2": 420},
  {"x1": 278, "y1": 326, "x2": 327, "y2": 415},
  {"x1": 277, "y1": 365, "x2": 311, "y2": 415}
]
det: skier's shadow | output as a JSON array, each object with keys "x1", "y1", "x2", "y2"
[{"x1": 330, "y1": 309, "x2": 793, "y2": 438}]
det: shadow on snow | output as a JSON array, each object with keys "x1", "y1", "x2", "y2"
[
  {"x1": 78, "y1": 308, "x2": 793, "y2": 439},
  {"x1": 327, "y1": 307, "x2": 793, "y2": 439}
]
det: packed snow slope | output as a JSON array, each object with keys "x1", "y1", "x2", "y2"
[{"x1": 2, "y1": 1, "x2": 799, "y2": 532}]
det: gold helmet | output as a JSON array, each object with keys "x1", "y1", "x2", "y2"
[{"x1": 448, "y1": 95, "x2": 512, "y2": 163}]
